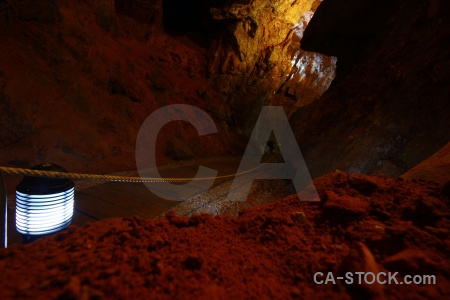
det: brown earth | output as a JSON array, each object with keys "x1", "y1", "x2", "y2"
[
  {"x1": 0, "y1": 1, "x2": 449, "y2": 299},
  {"x1": 402, "y1": 142, "x2": 450, "y2": 185},
  {"x1": 0, "y1": 171, "x2": 449, "y2": 299}
]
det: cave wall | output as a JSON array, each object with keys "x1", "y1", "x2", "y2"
[
  {"x1": 0, "y1": 0, "x2": 61, "y2": 25},
  {"x1": 301, "y1": 0, "x2": 395, "y2": 83},
  {"x1": 0, "y1": 0, "x2": 164, "y2": 37},
  {"x1": 114, "y1": 0, "x2": 163, "y2": 36},
  {"x1": 207, "y1": 0, "x2": 337, "y2": 132},
  {"x1": 0, "y1": 0, "x2": 235, "y2": 178},
  {"x1": 1, "y1": 0, "x2": 340, "y2": 179},
  {"x1": 1, "y1": 0, "x2": 449, "y2": 182},
  {"x1": 291, "y1": 0, "x2": 450, "y2": 178}
]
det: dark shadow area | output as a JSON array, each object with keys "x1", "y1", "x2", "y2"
[
  {"x1": 292, "y1": 0, "x2": 450, "y2": 179},
  {"x1": 162, "y1": 0, "x2": 224, "y2": 48},
  {"x1": 301, "y1": 0, "x2": 395, "y2": 85}
]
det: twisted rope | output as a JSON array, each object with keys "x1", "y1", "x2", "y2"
[
  {"x1": 0, "y1": 158, "x2": 273, "y2": 183},
  {"x1": 0, "y1": 166, "x2": 176, "y2": 183}
]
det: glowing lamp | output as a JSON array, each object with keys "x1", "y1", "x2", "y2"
[{"x1": 15, "y1": 164, "x2": 74, "y2": 242}]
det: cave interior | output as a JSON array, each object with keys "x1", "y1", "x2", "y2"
[{"x1": 0, "y1": 0, "x2": 449, "y2": 299}]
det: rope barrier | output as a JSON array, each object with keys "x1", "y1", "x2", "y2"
[{"x1": 0, "y1": 157, "x2": 274, "y2": 183}]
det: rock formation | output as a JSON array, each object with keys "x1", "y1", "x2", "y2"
[
  {"x1": 291, "y1": 0, "x2": 450, "y2": 178},
  {"x1": 402, "y1": 142, "x2": 450, "y2": 184},
  {"x1": 2, "y1": 0, "x2": 447, "y2": 181},
  {"x1": 0, "y1": 0, "x2": 449, "y2": 298},
  {"x1": 0, "y1": 0, "x2": 235, "y2": 179},
  {"x1": 207, "y1": 0, "x2": 336, "y2": 131}
]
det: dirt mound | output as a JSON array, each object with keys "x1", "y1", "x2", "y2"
[
  {"x1": 402, "y1": 142, "x2": 450, "y2": 185},
  {"x1": 0, "y1": 171, "x2": 449, "y2": 299}
]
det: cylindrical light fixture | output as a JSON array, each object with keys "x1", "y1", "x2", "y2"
[{"x1": 15, "y1": 164, "x2": 74, "y2": 242}]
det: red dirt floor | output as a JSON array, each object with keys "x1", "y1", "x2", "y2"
[{"x1": 0, "y1": 170, "x2": 449, "y2": 299}]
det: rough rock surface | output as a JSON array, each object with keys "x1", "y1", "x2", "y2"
[
  {"x1": 208, "y1": 0, "x2": 336, "y2": 131},
  {"x1": 402, "y1": 142, "x2": 450, "y2": 185},
  {"x1": 1, "y1": 0, "x2": 448, "y2": 184},
  {"x1": 291, "y1": 0, "x2": 450, "y2": 178},
  {"x1": 1, "y1": 0, "x2": 61, "y2": 25},
  {"x1": 0, "y1": 171, "x2": 448, "y2": 299},
  {"x1": 114, "y1": 0, "x2": 163, "y2": 37},
  {"x1": 0, "y1": 0, "x2": 237, "y2": 181}
]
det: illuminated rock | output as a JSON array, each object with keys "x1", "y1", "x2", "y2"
[{"x1": 208, "y1": 0, "x2": 336, "y2": 129}]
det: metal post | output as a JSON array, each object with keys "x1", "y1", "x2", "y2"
[{"x1": 0, "y1": 172, "x2": 7, "y2": 248}]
